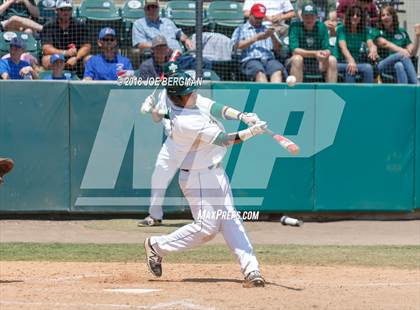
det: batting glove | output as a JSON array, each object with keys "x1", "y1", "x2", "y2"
[
  {"x1": 240, "y1": 112, "x2": 261, "y2": 126},
  {"x1": 249, "y1": 121, "x2": 268, "y2": 136},
  {"x1": 140, "y1": 95, "x2": 155, "y2": 114}
]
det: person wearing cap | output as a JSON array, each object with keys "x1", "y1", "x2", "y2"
[
  {"x1": 288, "y1": 4, "x2": 337, "y2": 83},
  {"x1": 0, "y1": 0, "x2": 43, "y2": 33},
  {"x1": 83, "y1": 27, "x2": 132, "y2": 81},
  {"x1": 231, "y1": 3, "x2": 286, "y2": 82},
  {"x1": 0, "y1": 37, "x2": 38, "y2": 80},
  {"x1": 243, "y1": 0, "x2": 295, "y2": 37},
  {"x1": 40, "y1": 0, "x2": 91, "y2": 73},
  {"x1": 143, "y1": 70, "x2": 267, "y2": 288},
  {"x1": 42, "y1": 53, "x2": 70, "y2": 80},
  {"x1": 138, "y1": 35, "x2": 171, "y2": 79},
  {"x1": 132, "y1": 0, "x2": 193, "y2": 54}
]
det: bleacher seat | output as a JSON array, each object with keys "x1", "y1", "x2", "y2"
[
  {"x1": 0, "y1": 32, "x2": 39, "y2": 59},
  {"x1": 207, "y1": 1, "x2": 244, "y2": 36},
  {"x1": 37, "y1": 0, "x2": 57, "y2": 25},
  {"x1": 165, "y1": 1, "x2": 209, "y2": 36},
  {"x1": 78, "y1": 0, "x2": 121, "y2": 21},
  {"x1": 78, "y1": 0, "x2": 122, "y2": 53},
  {"x1": 120, "y1": 0, "x2": 144, "y2": 54}
]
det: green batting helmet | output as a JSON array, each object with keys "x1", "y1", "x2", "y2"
[
  {"x1": 163, "y1": 61, "x2": 180, "y2": 77},
  {"x1": 165, "y1": 71, "x2": 198, "y2": 96}
]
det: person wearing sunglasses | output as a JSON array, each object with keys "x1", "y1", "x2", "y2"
[
  {"x1": 132, "y1": 0, "x2": 193, "y2": 57},
  {"x1": 40, "y1": 0, "x2": 91, "y2": 75},
  {"x1": 83, "y1": 27, "x2": 133, "y2": 81},
  {"x1": 334, "y1": 5, "x2": 375, "y2": 83}
]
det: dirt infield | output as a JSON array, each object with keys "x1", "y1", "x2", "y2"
[
  {"x1": 1, "y1": 261, "x2": 419, "y2": 310},
  {"x1": 1, "y1": 220, "x2": 419, "y2": 309}
]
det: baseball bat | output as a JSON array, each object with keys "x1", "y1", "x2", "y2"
[{"x1": 265, "y1": 128, "x2": 300, "y2": 155}]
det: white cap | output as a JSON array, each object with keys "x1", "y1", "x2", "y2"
[{"x1": 56, "y1": 0, "x2": 73, "y2": 9}]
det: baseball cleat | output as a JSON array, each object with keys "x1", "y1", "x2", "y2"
[
  {"x1": 138, "y1": 216, "x2": 162, "y2": 227},
  {"x1": 144, "y1": 237, "x2": 162, "y2": 277},
  {"x1": 243, "y1": 270, "x2": 265, "y2": 288}
]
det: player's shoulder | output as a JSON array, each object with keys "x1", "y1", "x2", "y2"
[{"x1": 196, "y1": 94, "x2": 214, "y2": 107}]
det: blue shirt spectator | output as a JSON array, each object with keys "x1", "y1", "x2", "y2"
[
  {"x1": 131, "y1": 0, "x2": 193, "y2": 53},
  {"x1": 231, "y1": 21, "x2": 276, "y2": 63},
  {"x1": 0, "y1": 58, "x2": 31, "y2": 80},
  {"x1": 231, "y1": 3, "x2": 285, "y2": 83},
  {"x1": 84, "y1": 27, "x2": 133, "y2": 80},
  {"x1": 42, "y1": 53, "x2": 72, "y2": 80},
  {"x1": 0, "y1": 37, "x2": 37, "y2": 80}
]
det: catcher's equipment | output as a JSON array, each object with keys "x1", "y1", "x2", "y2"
[{"x1": 0, "y1": 158, "x2": 14, "y2": 185}]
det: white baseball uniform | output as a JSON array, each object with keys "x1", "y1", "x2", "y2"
[
  {"x1": 150, "y1": 96, "x2": 260, "y2": 277},
  {"x1": 147, "y1": 91, "x2": 215, "y2": 220}
]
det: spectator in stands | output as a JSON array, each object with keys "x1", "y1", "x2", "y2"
[
  {"x1": 0, "y1": 37, "x2": 38, "y2": 79},
  {"x1": 83, "y1": 27, "x2": 132, "y2": 81},
  {"x1": 335, "y1": 5, "x2": 374, "y2": 83},
  {"x1": 41, "y1": 0, "x2": 91, "y2": 73},
  {"x1": 232, "y1": 3, "x2": 286, "y2": 82},
  {"x1": 138, "y1": 35, "x2": 170, "y2": 79},
  {"x1": 131, "y1": 0, "x2": 210, "y2": 71},
  {"x1": 289, "y1": 4, "x2": 337, "y2": 83},
  {"x1": 326, "y1": 0, "x2": 378, "y2": 35},
  {"x1": 371, "y1": 6, "x2": 419, "y2": 84},
  {"x1": 243, "y1": 0, "x2": 295, "y2": 36},
  {"x1": 0, "y1": 0, "x2": 43, "y2": 33},
  {"x1": 42, "y1": 53, "x2": 70, "y2": 80},
  {"x1": 132, "y1": 0, "x2": 192, "y2": 53}
]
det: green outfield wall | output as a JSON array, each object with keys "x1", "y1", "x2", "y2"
[{"x1": 0, "y1": 81, "x2": 419, "y2": 213}]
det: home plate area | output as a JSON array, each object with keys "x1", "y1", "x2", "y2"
[{"x1": 0, "y1": 261, "x2": 418, "y2": 310}]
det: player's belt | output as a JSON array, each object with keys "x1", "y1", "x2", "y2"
[{"x1": 181, "y1": 163, "x2": 221, "y2": 173}]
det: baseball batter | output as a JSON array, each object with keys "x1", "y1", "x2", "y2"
[
  {"x1": 138, "y1": 62, "x2": 261, "y2": 227},
  {"x1": 144, "y1": 71, "x2": 267, "y2": 287}
]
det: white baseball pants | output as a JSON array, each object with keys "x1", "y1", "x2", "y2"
[
  {"x1": 150, "y1": 167, "x2": 260, "y2": 276},
  {"x1": 148, "y1": 142, "x2": 178, "y2": 220}
]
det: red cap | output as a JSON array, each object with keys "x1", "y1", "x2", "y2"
[{"x1": 250, "y1": 3, "x2": 266, "y2": 18}]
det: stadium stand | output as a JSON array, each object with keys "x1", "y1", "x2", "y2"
[{"x1": 207, "y1": 0, "x2": 244, "y2": 36}]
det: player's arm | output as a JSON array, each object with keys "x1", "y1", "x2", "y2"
[
  {"x1": 213, "y1": 122, "x2": 267, "y2": 147},
  {"x1": 209, "y1": 102, "x2": 260, "y2": 126}
]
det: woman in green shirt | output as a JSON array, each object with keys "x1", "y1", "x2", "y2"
[
  {"x1": 335, "y1": 5, "x2": 374, "y2": 83},
  {"x1": 375, "y1": 6, "x2": 419, "y2": 84}
]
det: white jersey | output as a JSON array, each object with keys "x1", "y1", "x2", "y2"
[{"x1": 167, "y1": 94, "x2": 226, "y2": 170}]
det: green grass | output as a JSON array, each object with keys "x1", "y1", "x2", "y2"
[{"x1": 1, "y1": 243, "x2": 419, "y2": 269}]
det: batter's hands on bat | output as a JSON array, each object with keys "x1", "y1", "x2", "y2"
[
  {"x1": 241, "y1": 113, "x2": 261, "y2": 126},
  {"x1": 249, "y1": 121, "x2": 268, "y2": 136},
  {"x1": 140, "y1": 95, "x2": 155, "y2": 114}
]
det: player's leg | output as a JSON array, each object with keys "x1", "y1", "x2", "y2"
[
  {"x1": 216, "y1": 168, "x2": 264, "y2": 287},
  {"x1": 138, "y1": 143, "x2": 177, "y2": 226},
  {"x1": 145, "y1": 170, "x2": 221, "y2": 277}
]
